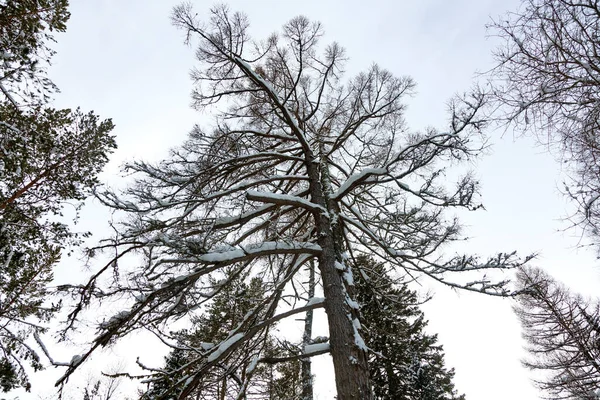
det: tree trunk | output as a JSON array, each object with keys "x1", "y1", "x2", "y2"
[
  {"x1": 307, "y1": 160, "x2": 372, "y2": 400},
  {"x1": 301, "y1": 260, "x2": 315, "y2": 400}
]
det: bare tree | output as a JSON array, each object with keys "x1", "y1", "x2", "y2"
[
  {"x1": 515, "y1": 267, "x2": 600, "y2": 399},
  {"x1": 489, "y1": 0, "x2": 600, "y2": 247},
  {"x1": 489, "y1": 3, "x2": 600, "y2": 397},
  {"x1": 56, "y1": 5, "x2": 528, "y2": 399}
]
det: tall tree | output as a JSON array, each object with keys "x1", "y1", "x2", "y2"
[
  {"x1": 490, "y1": 2, "x2": 600, "y2": 397},
  {"x1": 0, "y1": 0, "x2": 116, "y2": 392},
  {"x1": 489, "y1": 0, "x2": 600, "y2": 248},
  {"x1": 354, "y1": 256, "x2": 465, "y2": 400},
  {"x1": 58, "y1": 5, "x2": 527, "y2": 399},
  {"x1": 300, "y1": 261, "x2": 315, "y2": 400},
  {"x1": 515, "y1": 267, "x2": 600, "y2": 400}
]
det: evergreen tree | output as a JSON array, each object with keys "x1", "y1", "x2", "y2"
[
  {"x1": 354, "y1": 256, "x2": 465, "y2": 400},
  {"x1": 0, "y1": 0, "x2": 116, "y2": 391},
  {"x1": 145, "y1": 277, "x2": 301, "y2": 400},
  {"x1": 148, "y1": 257, "x2": 466, "y2": 400},
  {"x1": 0, "y1": 0, "x2": 69, "y2": 106}
]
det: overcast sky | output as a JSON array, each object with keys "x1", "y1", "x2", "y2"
[{"x1": 16, "y1": 1, "x2": 600, "y2": 399}]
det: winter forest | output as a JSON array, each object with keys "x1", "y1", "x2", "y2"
[{"x1": 2, "y1": 0, "x2": 600, "y2": 399}]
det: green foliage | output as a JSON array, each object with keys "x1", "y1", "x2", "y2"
[
  {"x1": 353, "y1": 256, "x2": 465, "y2": 400},
  {"x1": 144, "y1": 277, "x2": 267, "y2": 399},
  {"x1": 144, "y1": 277, "x2": 302, "y2": 400},
  {"x1": 147, "y1": 257, "x2": 464, "y2": 400},
  {"x1": 0, "y1": 358, "x2": 20, "y2": 392},
  {"x1": 0, "y1": 0, "x2": 116, "y2": 392},
  {"x1": 0, "y1": 0, "x2": 70, "y2": 106},
  {"x1": 0, "y1": 105, "x2": 115, "y2": 392},
  {"x1": 266, "y1": 356, "x2": 302, "y2": 400}
]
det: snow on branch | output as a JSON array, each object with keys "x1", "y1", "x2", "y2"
[
  {"x1": 33, "y1": 332, "x2": 71, "y2": 367},
  {"x1": 214, "y1": 203, "x2": 278, "y2": 228},
  {"x1": 333, "y1": 167, "x2": 388, "y2": 200},
  {"x1": 198, "y1": 241, "x2": 322, "y2": 264},
  {"x1": 246, "y1": 190, "x2": 328, "y2": 214}
]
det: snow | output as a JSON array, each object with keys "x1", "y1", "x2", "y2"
[
  {"x1": 245, "y1": 355, "x2": 259, "y2": 374},
  {"x1": 134, "y1": 293, "x2": 148, "y2": 302},
  {"x1": 200, "y1": 248, "x2": 245, "y2": 263},
  {"x1": 237, "y1": 58, "x2": 278, "y2": 94},
  {"x1": 199, "y1": 241, "x2": 321, "y2": 263},
  {"x1": 2, "y1": 249, "x2": 13, "y2": 271},
  {"x1": 207, "y1": 333, "x2": 244, "y2": 362},
  {"x1": 70, "y1": 354, "x2": 83, "y2": 366},
  {"x1": 99, "y1": 310, "x2": 131, "y2": 329},
  {"x1": 389, "y1": 249, "x2": 406, "y2": 257},
  {"x1": 354, "y1": 326, "x2": 368, "y2": 352},
  {"x1": 335, "y1": 261, "x2": 345, "y2": 271},
  {"x1": 173, "y1": 274, "x2": 190, "y2": 283},
  {"x1": 333, "y1": 167, "x2": 387, "y2": 199},
  {"x1": 246, "y1": 190, "x2": 328, "y2": 214},
  {"x1": 343, "y1": 269, "x2": 355, "y2": 286},
  {"x1": 345, "y1": 296, "x2": 360, "y2": 310},
  {"x1": 207, "y1": 174, "x2": 306, "y2": 203},
  {"x1": 303, "y1": 342, "x2": 330, "y2": 355},
  {"x1": 199, "y1": 342, "x2": 214, "y2": 350},
  {"x1": 0, "y1": 120, "x2": 21, "y2": 134},
  {"x1": 348, "y1": 312, "x2": 368, "y2": 352},
  {"x1": 306, "y1": 297, "x2": 325, "y2": 306}
]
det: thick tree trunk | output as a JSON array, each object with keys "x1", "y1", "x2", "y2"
[
  {"x1": 307, "y1": 160, "x2": 372, "y2": 400},
  {"x1": 301, "y1": 260, "x2": 315, "y2": 400}
]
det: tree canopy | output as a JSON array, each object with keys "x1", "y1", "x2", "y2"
[
  {"x1": 0, "y1": 0, "x2": 116, "y2": 392},
  {"x1": 490, "y1": 1, "x2": 600, "y2": 397},
  {"x1": 54, "y1": 5, "x2": 527, "y2": 399},
  {"x1": 515, "y1": 267, "x2": 600, "y2": 400},
  {"x1": 489, "y1": 0, "x2": 600, "y2": 249}
]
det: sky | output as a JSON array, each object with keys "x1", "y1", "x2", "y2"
[{"x1": 13, "y1": 0, "x2": 600, "y2": 399}]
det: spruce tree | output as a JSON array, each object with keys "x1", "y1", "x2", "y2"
[
  {"x1": 354, "y1": 256, "x2": 465, "y2": 400},
  {"x1": 144, "y1": 277, "x2": 301, "y2": 400},
  {"x1": 147, "y1": 257, "x2": 465, "y2": 400}
]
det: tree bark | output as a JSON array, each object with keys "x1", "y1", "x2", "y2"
[
  {"x1": 301, "y1": 260, "x2": 315, "y2": 400},
  {"x1": 307, "y1": 159, "x2": 372, "y2": 400}
]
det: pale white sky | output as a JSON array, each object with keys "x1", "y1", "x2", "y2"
[{"x1": 15, "y1": 1, "x2": 600, "y2": 399}]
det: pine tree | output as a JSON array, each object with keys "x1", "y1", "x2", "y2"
[
  {"x1": 354, "y1": 256, "x2": 465, "y2": 400},
  {"x1": 0, "y1": 0, "x2": 116, "y2": 391},
  {"x1": 0, "y1": 0, "x2": 69, "y2": 106}
]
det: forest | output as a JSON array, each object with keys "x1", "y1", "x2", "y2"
[{"x1": 1, "y1": 0, "x2": 600, "y2": 399}]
